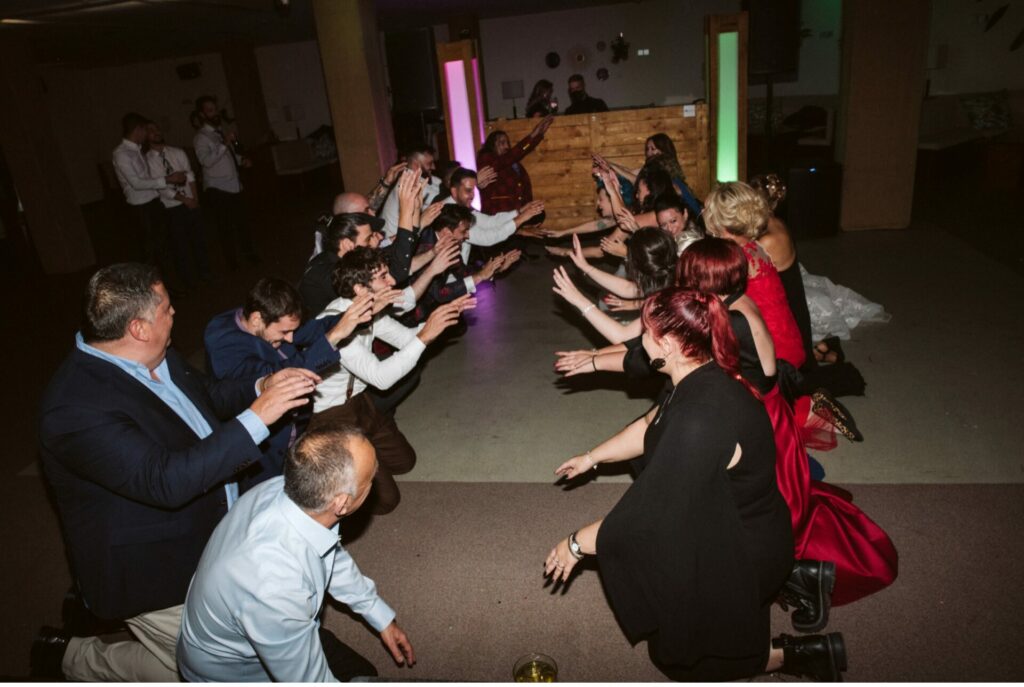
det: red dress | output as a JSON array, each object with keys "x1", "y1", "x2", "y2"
[
  {"x1": 763, "y1": 384, "x2": 899, "y2": 605},
  {"x1": 741, "y1": 241, "x2": 836, "y2": 450}
]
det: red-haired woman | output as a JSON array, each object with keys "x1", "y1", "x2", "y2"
[{"x1": 545, "y1": 289, "x2": 846, "y2": 681}]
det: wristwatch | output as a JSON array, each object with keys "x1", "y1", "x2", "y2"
[{"x1": 568, "y1": 531, "x2": 584, "y2": 560}]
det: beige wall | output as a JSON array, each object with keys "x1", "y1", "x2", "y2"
[
  {"x1": 255, "y1": 40, "x2": 333, "y2": 142},
  {"x1": 927, "y1": 0, "x2": 1024, "y2": 95}
]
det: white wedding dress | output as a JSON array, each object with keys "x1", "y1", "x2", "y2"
[{"x1": 800, "y1": 265, "x2": 891, "y2": 341}]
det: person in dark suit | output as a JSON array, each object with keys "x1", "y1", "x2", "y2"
[
  {"x1": 564, "y1": 73, "x2": 609, "y2": 115},
  {"x1": 33, "y1": 263, "x2": 320, "y2": 681},
  {"x1": 204, "y1": 277, "x2": 373, "y2": 491}
]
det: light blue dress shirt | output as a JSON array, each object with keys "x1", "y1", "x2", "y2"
[
  {"x1": 177, "y1": 476, "x2": 396, "y2": 682},
  {"x1": 75, "y1": 333, "x2": 269, "y2": 508}
]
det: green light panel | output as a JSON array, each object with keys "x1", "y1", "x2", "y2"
[{"x1": 716, "y1": 31, "x2": 739, "y2": 182}]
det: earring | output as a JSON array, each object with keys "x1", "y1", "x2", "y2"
[{"x1": 651, "y1": 357, "x2": 666, "y2": 370}]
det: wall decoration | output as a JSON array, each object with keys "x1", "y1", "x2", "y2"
[
  {"x1": 596, "y1": 67, "x2": 609, "y2": 81},
  {"x1": 611, "y1": 33, "x2": 630, "y2": 64},
  {"x1": 545, "y1": 51, "x2": 560, "y2": 69},
  {"x1": 567, "y1": 45, "x2": 589, "y2": 69}
]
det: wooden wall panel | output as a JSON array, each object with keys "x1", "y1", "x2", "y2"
[{"x1": 485, "y1": 105, "x2": 709, "y2": 232}]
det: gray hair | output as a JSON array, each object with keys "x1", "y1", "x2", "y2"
[
  {"x1": 283, "y1": 426, "x2": 363, "y2": 512},
  {"x1": 82, "y1": 263, "x2": 162, "y2": 343}
]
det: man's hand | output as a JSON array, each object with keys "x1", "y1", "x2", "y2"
[
  {"x1": 250, "y1": 368, "x2": 320, "y2": 426},
  {"x1": 384, "y1": 161, "x2": 407, "y2": 186},
  {"x1": 603, "y1": 294, "x2": 640, "y2": 312},
  {"x1": 496, "y1": 249, "x2": 522, "y2": 273},
  {"x1": 380, "y1": 621, "x2": 416, "y2": 667},
  {"x1": 166, "y1": 171, "x2": 187, "y2": 185},
  {"x1": 327, "y1": 292, "x2": 374, "y2": 345},
  {"x1": 516, "y1": 225, "x2": 550, "y2": 240},
  {"x1": 516, "y1": 200, "x2": 548, "y2": 227},
  {"x1": 473, "y1": 256, "x2": 503, "y2": 283},
  {"x1": 476, "y1": 165, "x2": 497, "y2": 189},
  {"x1": 396, "y1": 168, "x2": 424, "y2": 227},
  {"x1": 546, "y1": 245, "x2": 571, "y2": 257},
  {"x1": 370, "y1": 288, "x2": 404, "y2": 315},
  {"x1": 417, "y1": 296, "x2": 475, "y2": 344},
  {"x1": 418, "y1": 200, "x2": 444, "y2": 229},
  {"x1": 427, "y1": 240, "x2": 461, "y2": 277}
]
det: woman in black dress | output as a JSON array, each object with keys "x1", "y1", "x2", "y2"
[{"x1": 545, "y1": 288, "x2": 847, "y2": 681}]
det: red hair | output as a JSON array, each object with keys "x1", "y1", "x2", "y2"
[
  {"x1": 642, "y1": 288, "x2": 754, "y2": 396},
  {"x1": 675, "y1": 236, "x2": 747, "y2": 296}
]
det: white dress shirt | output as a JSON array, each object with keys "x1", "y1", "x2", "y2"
[
  {"x1": 145, "y1": 146, "x2": 196, "y2": 208},
  {"x1": 112, "y1": 139, "x2": 166, "y2": 206},
  {"x1": 177, "y1": 477, "x2": 395, "y2": 682},
  {"x1": 312, "y1": 296, "x2": 425, "y2": 413},
  {"x1": 193, "y1": 124, "x2": 241, "y2": 193},
  {"x1": 380, "y1": 174, "x2": 441, "y2": 240}
]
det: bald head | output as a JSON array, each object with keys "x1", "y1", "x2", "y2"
[{"x1": 333, "y1": 192, "x2": 371, "y2": 216}]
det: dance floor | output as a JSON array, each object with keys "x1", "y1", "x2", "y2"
[{"x1": 2, "y1": 193, "x2": 1022, "y2": 680}]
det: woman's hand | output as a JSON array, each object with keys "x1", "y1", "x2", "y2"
[
  {"x1": 614, "y1": 207, "x2": 639, "y2": 233},
  {"x1": 545, "y1": 245, "x2": 571, "y2": 257},
  {"x1": 532, "y1": 114, "x2": 555, "y2": 138},
  {"x1": 603, "y1": 295, "x2": 639, "y2": 312},
  {"x1": 552, "y1": 266, "x2": 590, "y2": 310},
  {"x1": 600, "y1": 235, "x2": 627, "y2": 258},
  {"x1": 554, "y1": 350, "x2": 597, "y2": 376},
  {"x1": 568, "y1": 234, "x2": 591, "y2": 273},
  {"x1": 554, "y1": 453, "x2": 597, "y2": 480},
  {"x1": 544, "y1": 538, "x2": 581, "y2": 584}
]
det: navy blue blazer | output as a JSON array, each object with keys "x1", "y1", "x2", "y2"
[
  {"x1": 203, "y1": 309, "x2": 342, "y2": 489},
  {"x1": 39, "y1": 346, "x2": 262, "y2": 620}
]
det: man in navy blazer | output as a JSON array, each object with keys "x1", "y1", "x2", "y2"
[
  {"x1": 203, "y1": 277, "x2": 373, "y2": 490},
  {"x1": 35, "y1": 263, "x2": 320, "y2": 681}
]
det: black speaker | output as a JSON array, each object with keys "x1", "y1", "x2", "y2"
[
  {"x1": 744, "y1": 0, "x2": 801, "y2": 77},
  {"x1": 385, "y1": 28, "x2": 440, "y2": 114},
  {"x1": 786, "y1": 161, "x2": 841, "y2": 239}
]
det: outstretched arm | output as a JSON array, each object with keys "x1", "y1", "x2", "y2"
[{"x1": 552, "y1": 266, "x2": 642, "y2": 344}]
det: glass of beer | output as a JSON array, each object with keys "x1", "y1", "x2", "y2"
[{"x1": 513, "y1": 653, "x2": 558, "y2": 682}]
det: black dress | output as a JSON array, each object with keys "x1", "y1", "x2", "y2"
[{"x1": 596, "y1": 364, "x2": 793, "y2": 681}]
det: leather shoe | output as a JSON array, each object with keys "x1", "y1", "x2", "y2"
[
  {"x1": 773, "y1": 632, "x2": 848, "y2": 682},
  {"x1": 779, "y1": 559, "x2": 836, "y2": 633},
  {"x1": 30, "y1": 625, "x2": 69, "y2": 680}
]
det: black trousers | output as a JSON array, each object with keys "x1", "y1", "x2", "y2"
[
  {"x1": 204, "y1": 187, "x2": 255, "y2": 268},
  {"x1": 319, "y1": 627, "x2": 377, "y2": 681},
  {"x1": 133, "y1": 199, "x2": 172, "y2": 275},
  {"x1": 166, "y1": 204, "x2": 211, "y2": 286}
]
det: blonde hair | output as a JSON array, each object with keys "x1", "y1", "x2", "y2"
[{"x1": 702, "y1": 181, "x2": 771, "y2": 240}]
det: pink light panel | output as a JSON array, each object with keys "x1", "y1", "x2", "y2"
[{"x1": 443, "y1": 58, "x2": 482, "y2": 209}]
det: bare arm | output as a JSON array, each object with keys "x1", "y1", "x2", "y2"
[
  {"x1": 548, "y1": 216, "x2": 618, "y2": 238},
  {"x1": 552, "y1": 266, "x2": 642, "y2": 344}
]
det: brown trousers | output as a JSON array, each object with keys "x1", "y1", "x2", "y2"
[{"x1": 307, "y1": 391, "x2": 416, "y2": 514}]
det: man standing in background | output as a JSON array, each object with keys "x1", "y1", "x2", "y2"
[{"x1": 193, "y1": 94, "x2": 259, "y2": 270}]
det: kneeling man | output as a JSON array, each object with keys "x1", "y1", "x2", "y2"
[{"x1": 177, "y1": 427, "x2": 415, "y2": 682}]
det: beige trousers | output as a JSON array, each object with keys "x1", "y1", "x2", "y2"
[{"x1": 62, "y1": 604, "x2": 182, "y2": 682}]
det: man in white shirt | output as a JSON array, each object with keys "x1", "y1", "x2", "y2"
[
  {"x1": 380, "y1": 144, "x2": 441, "y2": 241},
  {"x1": 307, "y1": 247, "x2": 473, "y2": 514},
  {"x1": 112, "y1": 113, "x2": 187, "y2": 289},
  {"x1": 192, "y1": 94, "x2": 258, "y2": 270},
  {"x1": 178, "y1": 426, "x2": 416, "y2": 682},
  {"x1": 442, "y1": 167, "x2": 546, "y2": 265},
  {"x1": 145, "y1": 122, "x2": 211, "y2": 288}
]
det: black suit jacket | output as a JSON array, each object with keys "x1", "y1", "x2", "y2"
[{"x1": 38, "y1": 346, "x2": 262, "y2": 620}]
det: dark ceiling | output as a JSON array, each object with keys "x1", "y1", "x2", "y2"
[{"x1": 0, "y1": 0, "x2": 631, "y2": 67}]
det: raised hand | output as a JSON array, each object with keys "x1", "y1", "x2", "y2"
[
  {"x1": 427, "y1": 240, "x2": 461, "y2": 276},
  {"x1": 497, "y1": 249, "x2": 522, "y2": 273},
  {"x1": 327, "y1": 291, "x2": 374, "y2": 344},
  {"x1": 371, "y1": 288, "x2": 404, "y2": 315},
  {"x1": 384, "y1": 161, "x2": 407, "y2": 186},
  {"x1": 601, "y1": 234, "x2": 627, "y2": 258},
  {"x1": 568, "y1": 234, "x2": 590, "y2": 273},
  {"x1": 552, "y1": 265, "x2": 589, "y2": 310},
  {"x1": 517, "y1": 200, "x2": 544, "y2": 223},
  {"x1": 614, "y1": 207, "x2": 639, "y2": 233},
  {"x1": 418, "y1": 200, "x2": 444, "y2": 229},
  {"x1": 417, "y1": 296, "x2": 475, "y2": 344},
  {"x1": 476, "y1": 165, "x2": 498, "y2": 189},
  {"x1": 396, "y1": 168, "x2": 421, "y2": 226},
  {"x1": 475, "y1": 256, "x2": 503, "y2": 283},
  {"x1": 533, "y1": 114, "x2": 555, "y2": 138},
  {"x1": 250, "y1": 368, "x2": 320, "y2": 426}
]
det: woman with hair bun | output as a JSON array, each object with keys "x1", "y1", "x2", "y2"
[{"x1": 545, "y1": 288, "x2": 847, "y2": 682}]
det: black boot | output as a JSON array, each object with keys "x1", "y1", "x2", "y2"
[
  {"x1": 30, "y1": 626, "x2": 69, "y2": 680},
  {"x1": 773, "y1": 632, "x2": 848, "y2": 682},
  {"x1": 779, "y1": 559, "x2": 836, "y2": 633}
]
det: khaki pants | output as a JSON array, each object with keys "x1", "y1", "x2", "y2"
[
  {"x1": 307, "y1": 391, "x2": 416, "y2": 514},
  {"x1": 62, "y1": 604, "x2": 182, "y2": 682}
]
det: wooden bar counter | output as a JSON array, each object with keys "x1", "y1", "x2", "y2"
[{"x1": 485, "y1": 104, "x2": 709, "y2": 232}]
